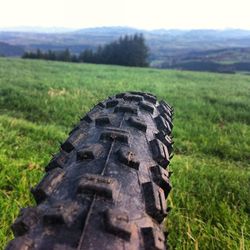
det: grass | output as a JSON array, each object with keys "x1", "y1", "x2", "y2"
[{"x1": 0, "y1": 58, "x2": 249, "y2": 249}]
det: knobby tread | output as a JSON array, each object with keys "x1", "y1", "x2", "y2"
[{"x1": 6, "y1": 92, "x2": 174, "y2": 250}]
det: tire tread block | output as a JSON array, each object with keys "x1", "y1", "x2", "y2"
[
  {"x1": 150, "y1": 139, "x2": 170, "y2": 168},
  {"x1": 45, "y1": 150, "x2": 69, "y2": 172},
  {"x1": 61, "y1": 129, "x2": 87, "y2": 153},
  {"x1": 81, "y1": 114, "x2": 93, "y2": 123},
  {"x1": 115, "y1": 93, "x2": 126, "y2": 98},
  {"x1": 141, "y1": 226, "x2": 166, "y2": 250},
  {"x1": 106, "y1": 99, "x2": 119, "y2": 108},
  {"x1": 150, "y1": 165, "x2": 171, "y2": 196},
  {"x1": 159, "y1": 112, "x2": 173, "y2": 129},
  {"x1": 128, "y1": 116, "x2": 147, "y2": 132},
  {"x1": 104, "y1": 209, "x2": 133, "y2": 241},
  {"x1": 142, "y1": 182, "x2": 167, "y2": 223},
  {"x1": 157, "y1": 102, "x2": 172, "y2": 118},
  {"x1": 143, "y1": 94, "x2": 157, "y2": 104},
  {"x1": 114, "y1": 104, "x2": 138, "y2": 114},
  {"x1": 43, "y1": 201, "x2": 81, "y2": 227},
  {"x1": 155, "y1": 132, "x2": 173, "y2": 156},
  {"x1": 123, "y1": 94, "x2": 144, "y2": 102},
  {"x1": 31, "y1": 168, "x2": 65, "y2": 203},
  {"x1": 95, "y1": 116, "x2": 111, "y2": 126},
  {"x1": 129, "y1": 92, "x2": 157, "y2": 104},
  {"x1": 77, "y1": 174, "x2": 119, "y2": 200},
  {"x1": 77, "y1": 144, "x2": 104, "y2": 161},
  {"x1": 5, "y1": 236, "x2": 33, "y2": 250},
  {"x1": 139, "y1": 101, "x2": 155, "y2": 114},
  {"x1": 155, "y1": 116, "x2": 171, "y2": 135},
  {"x1": 11, "y1": 207, "x2": 39, "y2": 237},
  {"x1": 100, "y1": 128, "x2": 129, "y2": 144},
  {"x1": 160, "y1": 100, "x2": 173, "y2": 112},
  {"x1": 117, "y1": 147, "x2": 140, "y2": 170}
]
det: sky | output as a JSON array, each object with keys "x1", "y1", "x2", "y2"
[{"x1": 0, "y1": 0, "x2": 250, "y2": 30}]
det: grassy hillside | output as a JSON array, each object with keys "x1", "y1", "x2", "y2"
[{"x1": 0, "y1": 58, "x2": 249, "y2": 249}]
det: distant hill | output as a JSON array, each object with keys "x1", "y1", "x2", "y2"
[
  {"x1": 160, "y1": 47, "x2": 250, "y2": 72},
  {"x1": 73, "y1": 26, "x2": 140, "y2": 35},
  {"x1": 1, "y1": 27, "x2": 250, "y2": 66},
  {"x1": 0, "y1": 42, "x2": 24, "y2": 56},
  {"x1": 1, "y1": 27, "x2": 250, "y2": 48},
  {"x1": 0, "y1": 26, "x2": 76, "y2": 33}
]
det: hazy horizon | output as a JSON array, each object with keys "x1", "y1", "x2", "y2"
[
  {"x1": 1, "y1": 0, "x2": 250, "y2": 30},
  {"x1": 1, "y1": 26, "x2": 250, "y2": 34}
]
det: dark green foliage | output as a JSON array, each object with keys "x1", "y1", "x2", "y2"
[
  {"x1": 22, "y1": 34, "x2": 149, "y2": 67},
  {"x1": 80, "y1": 34, "x2": 149, "y2": 67},
  {"x1": 79, "y1": 49, "x2": 95, "y2": 63},
  {"x1": 22, "y1": 48, "x2": 76, "y2": 62}
]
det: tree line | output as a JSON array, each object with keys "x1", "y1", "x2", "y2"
[
  {"x1": 22, "y1": 48, "x2": 78, "y2": 62},
  {"x1": 22, "y1": 34, "x2": 149, "y2": 67}
]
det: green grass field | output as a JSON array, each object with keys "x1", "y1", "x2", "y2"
[{"x1": 0, "y1": 58, "x2": 249, "y2": 249}]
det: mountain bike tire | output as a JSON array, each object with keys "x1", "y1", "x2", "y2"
[{"x1": 6, "y1": 92, "x2": 174, "y2": 250}]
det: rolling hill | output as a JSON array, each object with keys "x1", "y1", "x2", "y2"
[
  {"x1": 1, "y1": 27, "x2": 250, "y2": 67},
  {"x1": 0, "y1": 42, "x2": 24, "y2": 57}
]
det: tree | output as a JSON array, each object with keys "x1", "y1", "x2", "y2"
[
  {"x1": 79, "y1": 33, "x2": 149, "y2": 67},
  {"x1": 36, "y1": 49, "x2": 42, "y2": 59},
  {"x1": 21, "y1": 33, "x2": 149, "y2": 67},
  {"x1": 56, "y1": 49, "x2": 71, "y2": 61},
  {"x1": 47, "y1": 50, "x2": 56, "y2": 60},
  {"x1": 79, "y1": 49, "x2": 95, "y2": 63}
]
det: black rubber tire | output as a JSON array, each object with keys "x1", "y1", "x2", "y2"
[{"x1": 6, "y1": 92, "x2": 174, "y2": 250}]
